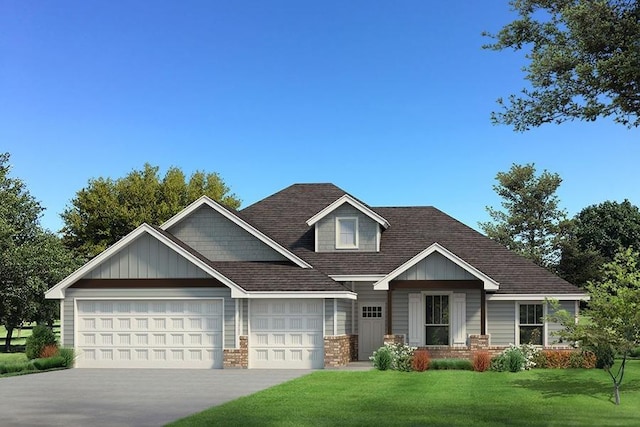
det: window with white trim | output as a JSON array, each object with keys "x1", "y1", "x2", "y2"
[
  {"x1": 336, "y1": 217, "x2": 358, "y2": 249},
  {"x1": 519, "y1": 304, "x2": 543, "y2": 345},
  {"x1": 425, "y1": 295, "x2": 449, "y2": 345}
]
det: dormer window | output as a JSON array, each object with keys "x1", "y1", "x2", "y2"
[{"x1": 336, "y1": 217, "x2": 358, "y2": 249}]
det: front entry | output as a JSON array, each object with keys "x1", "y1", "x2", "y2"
[{"x1": 358, "y1": 302, "x2": 385, "y2": 360}]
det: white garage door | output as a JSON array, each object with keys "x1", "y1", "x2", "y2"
[
  {"x1": 76, "y1": 299, "x2": 223, "y2": 369},
  {"x1": 250, "y1": 299, "x2": 324, "y2": 369}
]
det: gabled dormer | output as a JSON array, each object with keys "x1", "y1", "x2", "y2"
[{"x1": 306, "y1": 194, "x2": 389, "y2": 252}]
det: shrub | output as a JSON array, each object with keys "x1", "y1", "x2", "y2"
[
  {"x1": 40, "y1": 344, "x2": 59, "y2": 359},
  {"x1": 472, "y1": 351, "x2": 491, "y2": 372},
  {"x1": 2, "y1": 362, "x2": 34, "y2": 374},
  {"x1": 25, "y1": 325, "x2": 58, "y2": 360},
  {"x1": 629, "y1": 347, "x2": 640, "y2": 358},
  {"x1": 411, "y1": 350, "x2": 431, "y2": 372},
  {"x1": 371, "y1": 346, "x2": 393, "y2": 370},
  {"x1": 544, "y1": 350, "x2": 572, "y2": 368},
  {"x1": 429, "y1": 358, "x2": 473, "y2": 370},
  {"x1": 32, "y1": 356, "x2": 65, "y2": 371},
  {"x1": 532, "y1": 350, "x2": 547, "y2": 368},
  {"x1": 58, "y1": 347, "x2": 75, "y2": 368},
  {"x1": 490, "y1": 344, "x2": 539, "y2": 372},
  {"x1": 581, "y1": 351, "x2": 597, "y2": 369},
  {"x1": 593, "y1": 344, "x2": 615, "y2": 369}
]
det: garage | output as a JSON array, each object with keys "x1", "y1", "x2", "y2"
[
  {"x1": 249, "y1": 299, "x2": 324, "y2": 369},
  {"x1": 75, "y1": 299, "x2": 224, "y2": 369}
]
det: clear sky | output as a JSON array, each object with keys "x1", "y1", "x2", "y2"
[{"x1": 2, "y1": 1, "x2": 638, "y2": 233}]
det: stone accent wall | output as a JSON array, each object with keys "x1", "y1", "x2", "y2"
[
  {"x1": 223, "y1": 335, "x2": 248, "y2": 368},
  {"x1": 383, "y1": 334, "x2": 405, "y2": 345},
  {"x1": 349, "y1": 335, "x2": 358, "y2": 361},
  {"x1": 324, "y1": 335, "x2": 355, "y2": 368}
]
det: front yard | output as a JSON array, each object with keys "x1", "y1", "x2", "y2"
[{"x1": 169, "y1": 361, "x2": 640, "y2": 426}]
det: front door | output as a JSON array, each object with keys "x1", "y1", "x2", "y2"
[{"x1": 358, "y1": 302, "x2": 385, "y2": 360}]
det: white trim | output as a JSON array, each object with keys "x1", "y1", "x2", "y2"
[
  {"x1": 244, "y1": 291, "x2": 357, "y2": 300},
  {"x1": 329, "y1": 275, "x2": 386, "y2": 282},
  {"x1": 423, "y1": 291, "x2": 454, "y2": 346},
  {"x1": 335, "y1": 216, "x2": 359, "y2": 249},
  {"x1": 45, "y1": 224, "x2": 249, "y2": 299},
  {"x1": 376, "y1": 227, "x2": 381, "y2": 252},
  {"x1": 161, "y1": 196, "x2": 312, "y2": 269},
  {"x1": 333, "y1": 299, "x2": 337, "y2": 335},
  {"x1": 306, "y1": 194, "x2": 390, "y2": 229},
  {"x1": 373, "y1": 242, "x2": 500, "y2": 291},
  {"x1": 314, "y1": 224, "x2": 319, "y2": 252},
  {"x1": 59, "y1": 300, "x2": 64, "y2": 346},
  {"x1": 515, "y1": 301, "x2": 547, "y2": 346},
  {"x1": 487, "y1": 293, "x2": 588, "y2": 301},
  {"x1": 235, "y1": 299, "x2": 240, "y2": 348}
]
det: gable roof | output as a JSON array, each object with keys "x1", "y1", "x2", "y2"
[
  {"x1": 241, "y1": 184, "x2": 584, "y2": 295},
  {"x1": 161, "y1": 195, "x2": 312, "y2": 269},
  {"x1": 306, "y1": 194, "x2": 390, "y2": 229}
]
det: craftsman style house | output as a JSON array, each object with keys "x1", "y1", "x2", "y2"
[{"x1": 46, "y1": 184, "x2": 586, "y2": 369}]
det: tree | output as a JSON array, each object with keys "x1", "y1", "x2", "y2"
[
  {"x1": 61, "y1": 163, "x2": 241, "y2": 259},
  {"x1": 551, "y1": 247, "x2": 640, "y2": 405},
  {"x1": 479, "y1": 163, "x2": 568, "y2": 268},
  {"x1": 484, "y1": 0, "x2": 640, "y2": 130},
  {"x1": 0, "y1": 153, "x2": 78, "y2": 351},
  {"x1": 558, "y1": 200, "x2": 640, "y2": 286}
]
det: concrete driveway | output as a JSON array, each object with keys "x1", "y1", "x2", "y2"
[{"x1": 0, "y1": 368, "x2": 312, "y2": 427}]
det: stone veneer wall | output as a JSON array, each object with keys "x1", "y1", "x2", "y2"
[
  {"x1": 223, "y1": 335, "x2": 248, "y2": 368},
  {"x1": 324, "y1": 335, "x2": 356, "y2": 368}
]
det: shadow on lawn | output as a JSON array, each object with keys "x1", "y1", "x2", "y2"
[{"x1": 512, "y1": 370, "x2": 640, "y2": 404}]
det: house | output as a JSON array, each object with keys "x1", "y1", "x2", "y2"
[{"x1": 45, "y1": 183, "x2": 587, "y2": 369}]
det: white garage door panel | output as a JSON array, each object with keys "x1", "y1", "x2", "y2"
[
  {"x1": 250, "y1": 299, "x2": 324, "y2": 369},
  {"x1": 76, "y1": 299, "x2": 223, "y2": 369}
]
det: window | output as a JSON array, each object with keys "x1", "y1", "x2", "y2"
[
  {"x1": 425, "y1": 295, "x2": 449, "y2": 345},
  {"x1": 336, "y1": 217, "x2": 358, "y2": 249},
  {"x1": 519, "y1": 304, "x2": 543, "y2": 345},
  {"x1": 362, "y1": 306, "x2": 382, "y2": 318}
]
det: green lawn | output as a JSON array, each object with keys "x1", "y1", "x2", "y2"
[
  {"x1": 169, "y1": 361, "x2": 640, "y2": 427},
  {"x1": 0, "y1": 353, "x2": 27, "y2": 364}
]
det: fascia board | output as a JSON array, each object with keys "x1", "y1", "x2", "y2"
[
  {"x1": 244, "y1": 291, "x2": 358, "y2": 300},
  {"x1": 329, "y1": 275, "x2": 386, "y2": 282},
  {"x1": 161, "y1": 196, "x2": 312, "y2": 269},
  {"x1": 306, "y1": 194, "x2": 390, "y2": 229},
  {"x1": 373, "y1": 242, "x2": 500, "y2": 291},
  {"x1": 45, "y1": 224, "x2": 248, "y2": 299},
  {"x1": 486, "y1": 293, "x2": 590, "y2": 301}
]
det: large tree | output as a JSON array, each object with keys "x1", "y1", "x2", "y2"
[
  {"x1": 0, "y1": 153, "x2": 78, "y2": 351},
  {"x1": 551, "y1": 247, "x2": 640, "y2": 405},
  {"x1": 558, "y1": 200, "x2": 640, "y2": 286},
  {"x1": 61, "y1": 163, "x2": 241, "y2": 259},
  {"x1": 480, "y1": 163, "x2": 568, "y2": 268},
  {"x1": 484, "y1": 0, "x2": 640, "y2": 130}
]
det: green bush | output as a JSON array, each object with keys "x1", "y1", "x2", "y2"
[
  {"x1": 32, "y1": 356, "x2": 65, "y2": 370},
  {"x1": 429, "y1": 358, "x2": 473, "y2": 370},
  {"x1": 629, "y1": 347, "x2": 640, "y2": 358},
  {"x1": 58, "y1": 347, "x2": 75, "y2": 367},
  {"x1": 491, "y1": 344, "x2": 539, "y2": 372},
  {"x1": 25, "y1": 325, "x2": 58, "y2": 360},
  {"x1": 372, "y1": 346, "x2": 393, "y2": 370},
  {"x1": 2, "y1": 361, "x2": 35, "y2": 373}
]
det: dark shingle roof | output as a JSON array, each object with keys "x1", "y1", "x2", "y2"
[{"x1": 241, "y1": 184, "x2": 583, "y2": 295}]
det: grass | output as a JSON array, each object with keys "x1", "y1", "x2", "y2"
[
  {"x1": 169, "y1": 361, "x2": 640, "y2": 427},
  {"x1": 0, "y1": 353, "x2": 27, "y2": 364}
]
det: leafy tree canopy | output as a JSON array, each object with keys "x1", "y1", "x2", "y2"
[
  {"x1": 485, "y1": 0, "x2": 640, "y2": 130},
  {"x1": 480, "y1": 163, "x2": 568, "y2": 268},
  {"x1": 61, "y1": 163, "x2": 241, "y2": 259},
  {"x1": 558, "y1": 199, "x2": 640, "y2": 286}
]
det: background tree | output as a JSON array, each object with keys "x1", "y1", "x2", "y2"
[
  {"x1": 479, "y1": 163, "x2": 568, "y2": 268},
  {"x1": 558, "y1": 200, "x2": 640, "y2": 286},
  {"x1": 61, "y1": 163, "x2": 241, "y2": 259},
  {"x1": 0, "y1": 153, "x2": 78, "y2": 351},
  {"x1": 484, "y1": 0, "x2": 640, "y2": 130},
  {"x1": 551, "y1": 247, "x2": 640, "y2": 405}
]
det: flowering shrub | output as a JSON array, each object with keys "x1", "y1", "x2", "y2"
[
  {"x1": 370, "y1": 343, "x2": 417, "y2": 371},
  {"x1": 490, "y1": 344, "x2": 539, "y2": 372}
]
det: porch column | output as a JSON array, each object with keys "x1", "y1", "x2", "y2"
[
  {"x1": 386, "y1": 289, "x2": 393, "y2": 335},
  {"x1": 480, "y1": 289, "x2": 486, "y2": 335}
]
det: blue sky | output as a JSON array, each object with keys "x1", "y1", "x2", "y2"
[{"x1": 2, "y1": 1, "x2": 638, "y2": 233}]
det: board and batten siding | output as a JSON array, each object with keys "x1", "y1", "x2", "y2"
[
  {"x1": 391, "y1": 289, "x2": 482, "y2": 339},
  {"x1": 87, "y1": 234, "x2": 209, "y2": 279},
  {"x1": 63, "y1": 287, "x2": 234, "y2": 348},
  {"x1": 168, "y1": 206, "x2": 287, "y2": 262},
  {"x1": 395, "y1": 252, "x2": 478, "y2": 281},
  {"x1": 353, "y1": 282, "x2": 385, "y2": 335},
  {"x1": 316, "y1": 205, "x2": 378, "y2": 252}
]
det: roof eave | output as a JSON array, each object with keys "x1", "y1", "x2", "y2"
[{"x1": 306, "y1": 194, "x2": 390, "y2": 229}]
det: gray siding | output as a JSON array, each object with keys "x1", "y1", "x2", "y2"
[
  {"x1": 396, "y1": 252, "x2": 477, "y2": 281},
  {"x1": 487, "y1": 300, "x2": 516, "y2": 346},
  {"x1": 324, "y1": 299, "x2": 334, "y2": 335},
  {"x1": 87, "y1": 234, "x2": 210, "y2": 279},
  {"x1": 316, "y1": 204, "x2": 378, "y2": 252},
  {"x1": 547, "y1": 301, "x2": 575, "y2": 345},
  {"x1": 354, "y1": 282, "x2": 385, "y2": 335},
  {"x1": 337, "y1": 299, "x2": 351, "y2": 335},
  {"x1": 168, "y1": 206, "x2": 287, "y2": 262},
  {"x1": 391, "y1": 289, "x2": 481, "y2": 338},
  {"x1": 63, "y1": 288, "x2": 235, "y2": 348}
]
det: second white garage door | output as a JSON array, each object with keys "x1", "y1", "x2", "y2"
[
  {"x1": 75, "y1": 299, "x2": 223, "y2": 369},
  {"x1": 249, "y1": 299, "x2": 324, "y2": 369}
]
